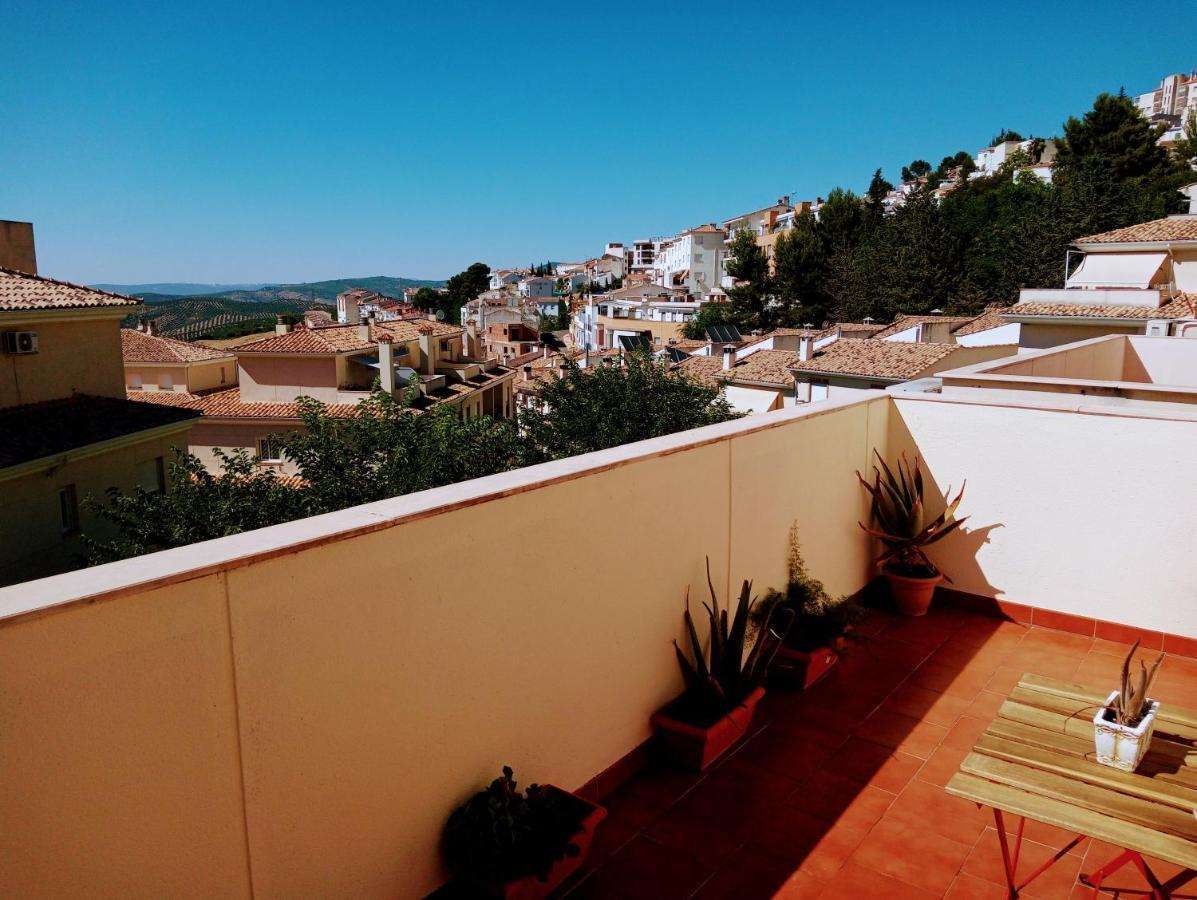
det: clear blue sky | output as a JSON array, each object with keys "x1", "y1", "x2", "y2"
[{"x1": 2, "y1": 0, "x2": 1193, "y2": 285}]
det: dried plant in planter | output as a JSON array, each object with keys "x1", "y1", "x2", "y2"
[
  {"x1": 670, "y1": 559, "x2": 794, "y2": 729},
  {"x1": 1106, "y1": 640, "x2": 1165, "y2": 727},
  {"x1": 753, "y1": 524, "x2": 865, "y2": 653},
  {"x1": 443, "y1": 767, "x2": 591, "y2": 887}
]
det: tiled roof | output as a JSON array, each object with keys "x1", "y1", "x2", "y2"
[
  {"x1": 128, "y1": 387, "x2": 359, "y2": 420},
  {"x1": 235, "y1": 320, "x2": 461, "y2": 354},
  {"x1": 0, "y1": 395, "x2": 198, "y2": 469},
  {"x1": 0, "y1": 267, "x2": 141, "y2": 312},
  {"x1": 870, "y1": 314, "x2": 975, "y2": 341},
  {"x1": 1075, "y1": 216, "x2": 1197, "y2": 244},
  {"x1": 788, "y1": 338, "x2": 963, "y2": 380},
  {"x1": 121, "y1": 329, "x2": 234, "y2": 363},
  {"x1": 952, "y1": 306, "x2": 1013, "y2": 336},
  {"x1": 1005, "y1": 294, "x2": 1196, "y2": 320},
  {"x1": 675, "y1": 349, "x2": 801, "y2": 386}
]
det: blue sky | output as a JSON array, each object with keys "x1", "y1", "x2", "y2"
[{"x1": 2, "y1": 1, "x2": 1194, "y2": 284}]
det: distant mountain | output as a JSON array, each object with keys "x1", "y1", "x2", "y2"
[
  {"x1": 121, "y1": 296, "x2": 333, "y2": 341},
  {"x1": 96, "y1": 275, "x2": 446, "y2": 303},
  {"x1": 93, "y1": 282, "x2": 268, "y2": 296}
]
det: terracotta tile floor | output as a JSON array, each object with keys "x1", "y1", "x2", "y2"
[{"x1": 564, "y1": 606, "x2": 1197, "y2": 900}]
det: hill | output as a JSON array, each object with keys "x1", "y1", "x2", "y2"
[
  {"x1": 123, "y1": 296, "x2": 334, "y2": 341},
  {"x1": 93, "y1": 282, "x2": 268, "y2": 296},
  {"x1": 214, "y1": 275, "x2": 446, "y2": 303}
]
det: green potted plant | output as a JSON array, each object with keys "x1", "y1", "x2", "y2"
[
  {"x1": 1093, "y1": 641, "x2": 1164, "y2": 772},
  {"x1": 857, "y1": 451, "x2": 967, "y2": 616},
  {"x1": 651, "y1": 560, "x2": 794, "y2": 771},
  {"x1": 753, "y1": 525, "x2": 866, "y2": 689},
  {"x1": 443, "y1": 766, "x2": 606, "y2": 900}
]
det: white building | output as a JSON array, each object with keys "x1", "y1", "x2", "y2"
[
  {"x1": 653, "y1": 224, "x2": 726, "y2": 297},
  {"x1": 517, "y1": 276, "x2": 555, "y2": 299},
  {"x1": 488, "y1": 270, "x2": 521, "y2": 290},
  {"x1": 572, "y1": 284, "x2": 699, "y2": 351},
  {"x1": 628, "y1": 239, "x2": 663, "y2": 273},
  {"x1": 972, "y1": 139, "x2": 1056, "y2": 179},
  {"x1": 1137, "y1": 71, "x2": 1197, "y2": 122}
]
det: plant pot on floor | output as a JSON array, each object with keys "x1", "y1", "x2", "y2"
[
  {"x1": 459, "y1": 788, "x2": 607, "y2": 900},
  {"x1": 1093, "y1": 691, "x2": 1160, "y2": 772},
  {"x1": 652, "y1": 686, "x2": 766, "y2": 771},
  {"x1": 883, "y1": 565, "x2": 942, "y2": 617},
  {"x1": 771, "y1": 643, "x2": 841, "y2": 690}
]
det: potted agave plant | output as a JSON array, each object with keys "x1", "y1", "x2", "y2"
[
  {"x1": 753, "y1": 525, "x2": 865, "y2": 690},
  {"x1": 857, "y1": 451, "x2": 967, "y2": 617},
  {"x1": 443, "y1": 766, "x2": 606, "y2": 900},
  {"x1": 1093, "y1": 641, "x2": 1164, "y2": 772},
  {"x1": 652, "y1": 560, "x2": 794, "y2": 771}
]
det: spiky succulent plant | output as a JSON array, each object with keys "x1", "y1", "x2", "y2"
[
  {"x1": 857, "y1": 450, "x2": 967, "y2": 578},
  {"x1": 1110, "y1": 640, "x2": 1164, "y2": 727}
]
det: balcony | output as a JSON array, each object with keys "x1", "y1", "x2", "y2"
[{"x1": 2, "y1": 375, "x2": 1196, "y2": 897}]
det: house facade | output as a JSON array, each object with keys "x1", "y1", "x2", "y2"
[
  {"x1": 653, "y1": 224, "x2": 725, "y2": 297},
  {"x1": 121, "y1": 321, "x2": 237, "y2": 394}
]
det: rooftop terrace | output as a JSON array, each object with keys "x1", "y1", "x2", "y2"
[{"x1": 2, "y1": 360, "x2": 1196, "y2": 897}]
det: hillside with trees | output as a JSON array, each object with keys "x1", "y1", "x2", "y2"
[{"x1": 694, "y1": 92, "x2": 1193, "y2": 336}]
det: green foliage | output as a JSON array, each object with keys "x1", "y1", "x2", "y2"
[
  {"x1": 539, "y1": 298, "x2": 571, "y2": 331},
  {"x1": 856, "y1": 451, "x2": 968, "y2": 578},
  {"x1": 773, "y1": 209, "x2": 831, "y2": 327},
  {"x1": 1055, "y1": 93, "x2": 1176, "y2": 182},
  {"x1": 519, "y1": 351, "x2": 739, "y2": 462},
  {"x1": 83, "y1": 448, "x2": 307, "y2": 563},
  {"x1": 1110, "y1": 641, "x2": 1164, "y2": 727},
  {"x1": 681, "y1": 300, "x2": 743, "y2": 340},
  {"x1": 989, "y1": 129, "x2": 1024, "y2": 145},
  {"x1": 1174, "y1": 109, "x2": 1197, "y2": 164},
  {"x1": 443, "y1": 766, "x2": 590, "y2": 886},
  {"x1": 753, "y1": 524, "x2": 865, "y2": 653},
  {"x1": 443, "y1": 262, "x2": 491, "y2": 324},
  {"x1": 410, "y1": 286, "x2": 444, "y2": 311},
  {"x1": 671, "y1": 560, "x2": 793, "y2": 727},
  {"x1": 724, "y1": 228, "x2": 774, "y2": 330}
]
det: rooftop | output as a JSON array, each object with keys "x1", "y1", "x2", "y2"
[
  {"x1": 1005, "y1": 295, "x2": 1195, "y2": 320},
  {"x1": 870, "y1": 315, "x2": 976, "y2": 341},
  {"x1": 788, "y1": 338, "x2": 964, "y2": 380},
  {"x1": 0, "y1": 267, "x2": 141, "y2": 312},
  {"x1": 129, "y1": 386, "x2": 360, "y2": 420},
  {"x1": 235, "y1": 320, "x2": 461, "y2": 354},
  {"x1": 678, "y1": 350, "x2": 802, "y2": 387},
  {"x1": 121, "y1": 328, "x2": 235, "y2": 363},
  {"x1": 1075, "y1": 215, "x2": 1197, "y2": 245},
  {"x1": 0, "y1": 394, "x2": 198, "y2": 468}
]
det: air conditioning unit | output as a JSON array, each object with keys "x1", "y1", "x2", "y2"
[
  {"x1": 1144, "y1": 319, "x2": 1170, "y2": 338},
  {"x1": 2, "y1": 331, "x2": 38, "y2": 354}
]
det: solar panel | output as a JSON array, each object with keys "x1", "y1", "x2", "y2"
[
  {"x1": 618, "y1": 333, "x2": 652, "y2": 352},
  {"x1": 705, "y1": 324, "x2": 742, "y2": 343},
  {"x1": 664, "y1": 345, "x2": 690, "y2": 363}
]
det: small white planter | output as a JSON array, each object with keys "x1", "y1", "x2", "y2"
[{"x1": 1093, "y1": 690, "x2": 1160, "y2": 772}]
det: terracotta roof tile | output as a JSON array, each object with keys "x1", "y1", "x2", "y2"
[
  {"x1": 0, "y1": 267, "x2": 142, "y2": 312},
  {"x1": 1005, "y1": 294, "x2": 1196, "y2": 320},
  {"x1": 0, "y1": 395, "x2": 198, "y2": 468},
  {"x1": 952, "y1": 306, "x2": 1013, "y2": 336},
  {"x1": 121, "y1": 329, "x2": 235, "y2": 363},
  {"x1": 1075, "y1": 216, "x2": 1197, "y2": 244},
  {"x1": 787, "y1": 338, "x2": 965, "y2": 380},
  {"x1": 675, "y1": 349, "x2": 800, "y2": 386},
  {"x1": 870, "y1": 314, "x2": 975, "y2": 340},
  {"x1": 128, "y1": 387, "x2": 359, "y2": 420},
  {"x1": 235, "y1": 320, "x2": 462, "y2": 354}
]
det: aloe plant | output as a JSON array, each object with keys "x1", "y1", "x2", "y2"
[
  {"x1": 857, "y1": 450, "x2": 967, "y2": 578},
  {"x1": 1109, "y1": 640, "x2": 1164, "y2": 727},
  {"x1": 672, "y1": 559, "x2": 794, "y2": 726}
]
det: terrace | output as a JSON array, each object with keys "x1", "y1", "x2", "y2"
[{"x1": 2, "y1": 349, "x2": 1196, "y2": 898}]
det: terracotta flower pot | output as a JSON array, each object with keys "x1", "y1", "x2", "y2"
[
  {"x1": 463, "y1": 788, "x2": 607, "y2": 900},
  {"x1": 883, "y1": 566, "x2": 942, "y2": 616},
  {"x1": 771, "y1": 644, "x2": 840, "y2": 690},
  {"x1": 651, "y1": 686, "x2": 766, "y2": 771}
]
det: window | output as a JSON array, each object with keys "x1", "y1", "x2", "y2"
[
  {"x1": 136, "y1": 456, "x2": 166, "y2": 494},
  {"x1": 219, "y1": 367, "x2": 227, "y2": 384},
  {"x1": 157, "y1": 372, "x2": 173, "y2": 390},
  {"x1": 257, "y1": 437, "x2": 282, "y2": 463},
  {"x1": 440, "y1": 340, "x2": 450, "y2": 352},
  {"x1": 58, "y1": 485, "x2": 79, "y2": 535},
  {"x1": 129, "y1": 373, "x2": 143, "y2": 390}
]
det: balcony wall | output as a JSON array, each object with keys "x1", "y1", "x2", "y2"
[{"x1": 0, "y1": 393, "x2": 890, "y2": 899}]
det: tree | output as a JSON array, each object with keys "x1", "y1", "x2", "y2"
[
  {"x1": 411, "y1": 287, "x2": 443, "y2": 311},
  {"x1": 519, "y1": 351, "x2": 738, "y2": 462},
  {"x1": 989, "y1": 129, "x2": 1024, "y2": 145},
  {"x1": 864, "y1": 169, "x2": 894, "y2": 218},
  {"x1": 85, "y1": 387, "x2": 523, "y2": 561},
  {"x1": 681, "y1": 300, "x2": 744, "y2": 340},
  {"x1": 1055, "y1": 93, "x2": 1175, "y2": 183},
  {"x1": 723, "y1": 228, "x2": 773, "y2": 329},
  {"x1": 443, "y1": 262, "x2": 491, "y2": 324},
  {"x1": 773, "y1": 209, "x2": 830, "y2": 326},
  {"x1": 1174, "y1": 109, "x2": 1197, "y2": 164},
  {"x1": 816, "y1": 188, "x2": 865, "y2": 251}
]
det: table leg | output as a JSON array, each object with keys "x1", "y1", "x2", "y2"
[
  {"x1": 990, "y1": 807, "x2": 1088, "y2": 898},
  {"x1": 1082, "y1": 848, "x2": 1168, "y2": 899}
]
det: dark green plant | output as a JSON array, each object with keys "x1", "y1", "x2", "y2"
[
  {"x1": 443, "y1": 766, "x2": 589, "y2": 886},
  {"x1": 671, "y1": 560, "x2": 794, "y2": 727},
  {"x1": 857, "y1": 451, "x2": 967, "y2": 578},
  {"x1": 754, "y1": 524, "x2": 865, "y2": 653}
]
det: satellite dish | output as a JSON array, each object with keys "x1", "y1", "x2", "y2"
[{"x1": 436, "y1": 310, "x2": 445, "y2": 321}]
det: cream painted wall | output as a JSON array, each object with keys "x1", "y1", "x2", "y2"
[
  {"x1": 239, "y1": 355, "x2": 339, "y2": 403},
  {"x1": 1019, "y1": 321, "x2": 1141, "y2": 350},
  {"x1": 0, "y1": 393, "x2": 891, "y2": 898},
  {"x1": 190, "y1": 421, "x2": 303, "y2": 475},
  {"x1": 0, "y1": 315, "x2": 126, "y2": 406},
  {"x1": 125, "y1": 358, "x2": 234, "y2": 394},
  {"x1": 890, "y1": 395, "x2": 1197, "y2": 638}
]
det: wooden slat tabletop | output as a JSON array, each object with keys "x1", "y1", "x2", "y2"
[{"x1": 946, "y1": 673, "x2": 1197, "y2": 870}]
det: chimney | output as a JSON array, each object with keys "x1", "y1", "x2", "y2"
[
  {"x1": 275, "y1": 315, "x2": 291, "y2": 335},
  {"x1": 377, "y1": 337, "x2": 396, "y2": 394},
  {"x1": 0, "y1": 220, "x2": 37, "y2": 274},
  {"x1": 145, "y1": 318, "x2": 158, "y2": 336},
  {"x1": 418, "y1": 328, "x2": 436, "y2": 375},
  {"x1": 358, "y1": 312, "x2": 370, "y2": 343},
  {"x1": 798, "y1": 336, "x2": 812, "y2": 362},
  {"x1": 722, "y1": 343, "x2": 735, "y2": 371},
  {"x1": 522, "y1": 364, "x2": 532, "y2": 382},
  {"x1": 137, "y1": 316, "x2": 147, "y2": 333}
]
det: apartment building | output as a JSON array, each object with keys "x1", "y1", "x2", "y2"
[
  {"x1": 517, "y1": 275, "x2": 555, "y2": 299},
  {"x1": 336, "y1": 287, "x2": 418, "y2": 323},
  {"x1": 488, "y1": 269, "x2": 521, "y2": 290},
  {"x1": 573, "y1": 283, "x2": 699, "y2": 350},
  {"x1": 1006, "y1": 209, "x2": 1197, "y2": 348},
  {"x1": 1137, "y1": 70, "x2": 1197, "y2": 122},
  {"x1": 484, "y1": 321, "x2": 540, "y2": 363},
  {"x1": 628, "y1": 238, "x2": 662, "y2": 273},
  {"x1": 0, "y1": 266, "x2": 198, "y2": 584},
  {"x1": 131, "y1": 317, "x2": 516, "y2": 475},
  {"x1": 121, "y1": 320, "x2": 237, "y2": 393},
  {"x1": 722, "y1": 196, "x2": 797, "y2": 275},
  {"x1": 653, "y1": 224, "x2": 725, "y2": 297}
]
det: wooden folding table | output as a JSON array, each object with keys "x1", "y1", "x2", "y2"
[{"x1": 946, "y1": 673, "x2": 1197, "y2": 898}]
